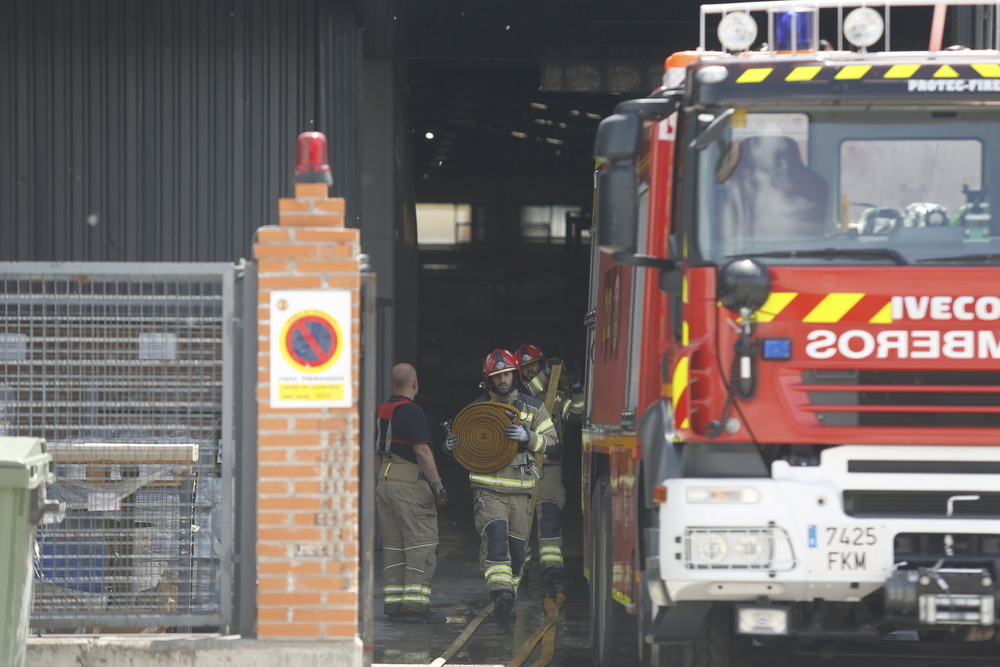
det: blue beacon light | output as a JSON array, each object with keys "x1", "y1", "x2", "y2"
[
  {"x1": 762, "y1": 339, "x2": 792, "y2": 361},
  {"x1": 775, "y1": 10, "x2": 815, "y2": 52}
]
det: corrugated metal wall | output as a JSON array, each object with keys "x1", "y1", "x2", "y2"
[{"x1": 0, "y1": 0, "x2": 362, "y2": 262}]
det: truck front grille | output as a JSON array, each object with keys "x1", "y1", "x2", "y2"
[
  {"x1": 893, "y1": 533, "x2": 1000, "y2": 563},
  {"x1": 801, "y1": 370, "x2": 1000, "y2": 427},
  {"x1": 844, "y1": 491, "x2": 1000, "y2": 518}
]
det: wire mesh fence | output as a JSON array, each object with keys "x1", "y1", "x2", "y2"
[{"x1": 0, "y1": 263, "x2": 237, "y2": 632}]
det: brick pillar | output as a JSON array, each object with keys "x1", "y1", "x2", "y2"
[{"x1": 253, "y1": 181, "x2": 361, "y2": 639}]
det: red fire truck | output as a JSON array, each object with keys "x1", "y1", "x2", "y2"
[{"x1": 583, "y1": 1, "x2": 1000, "y2": 664}]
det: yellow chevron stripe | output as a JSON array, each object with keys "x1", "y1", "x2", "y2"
[
  {"x1": 933, "y1": 65, "x2": 960, "y2": 78},
  {"x1": 756, "y1": 292, "x2": 797, "y2": 323},
  {"x1": 869, "y1": 301, "x2": 893, "y2": 324},
  {"x1": 803, "y1": 293, "x2": 865, "y2": 323},
  {"x1": 682, "y1": 319, "x2": 689, "y2": 346},
  {"x1": 673, "y1": 356, "x2": 689, "y2": 430},
  {"x1": 737, "y1": 68, "x2": 773, "y2": 83},
  {"x1": 672, "y1": 357, "x2": 688, "y2": 410},
  {"x1": 786, "y1": 66, "x2": 821, "y2": 82},
  {"x1": 972, "y1": 64, "x2": 1000, "y2": 78},
  {"x1": 884, "y1": 64, "x2": 920, "y2": 79},
  {"x1": 834, "y1": 65, "x2": 870, "y2": 80}
]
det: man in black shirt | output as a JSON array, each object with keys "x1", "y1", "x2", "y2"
[{"x1": 375, "y1": 363, "x2": 447, "y2": 623}]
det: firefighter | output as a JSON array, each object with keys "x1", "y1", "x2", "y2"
[
  {"x1": 444, "y1": 349, "x2": 559, "y2": 618},
  {"x1": 515, "y1": 344, "x2": 584, "y2": 585},
  {"x1": 375, "y1": 363, "x2": 448, "y2": 623}
]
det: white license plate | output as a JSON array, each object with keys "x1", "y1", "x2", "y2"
[{"x1": 805, "y1": 524, "x2": 891, "y2": 576}]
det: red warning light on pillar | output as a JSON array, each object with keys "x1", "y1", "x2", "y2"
[{"x1": 295, "y1": 131, "x2": 333, "y2": 185}]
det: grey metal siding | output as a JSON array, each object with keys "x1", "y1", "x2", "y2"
[{"x1": 1, "y1": 0, "x2": 362, "y2": 262}]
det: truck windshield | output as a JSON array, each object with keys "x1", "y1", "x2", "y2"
[{"x1": 694, "y1": 106, "x2": 997, "y2": 266}]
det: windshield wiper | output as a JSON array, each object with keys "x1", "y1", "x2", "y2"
[
  {"x1": 917, "y1": 253, "x2": 1000, "y2": 264},
  {"x1": 731, "y1": 248, "x2": 909, "y2": 265},
  {"x1": 690, "y1": 108, "x2": 735, "y2": 151}
]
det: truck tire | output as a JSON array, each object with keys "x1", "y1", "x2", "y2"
[
  {"x1": 590, "y1": 476, "x2": 641, "y2": 666},
  {"x1": 653, "y1": 606, "x2": 750, "y2": 667}
]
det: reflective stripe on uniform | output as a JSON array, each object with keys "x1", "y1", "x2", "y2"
[
  {"x1": 469, "y1": 474, "x2": 536, "y2": 489},
  {"x1": 405, "y1": 584, "x2": 431, "y2": 596},
  {"x1": 485, "y1": 563, "x2": 514, "y2": 586},
  {"x1": 402, "y1": 594, "x2": 431, "y2": 604},
  {"x1": 540, "y1": 546, "x2": 564, "y2": 565},
  {"x1": 384, "y1": 584, "x2": 405, "y2": 604}
]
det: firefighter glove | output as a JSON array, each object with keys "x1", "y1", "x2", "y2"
[
  {"x1": 444, "y1": 434, "x2": 460, "y2": 453},
  {"x1": 544, "y1": 442, "x2": 564, "y2": 461},
  {"x1": 505, "y1": 423, "x2": 530, "y2": 443},
  {"x1": 430, "y1": 480, "x2": 448, "y2": 507}
]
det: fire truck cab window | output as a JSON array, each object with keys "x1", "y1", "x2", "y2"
[{"x1": 696, "y1": 108, "x2": 993, "y2": 266}]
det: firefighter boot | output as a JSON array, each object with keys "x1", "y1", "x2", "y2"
[
  {"x1": 492, "y1": 589, "x2": 516, "y2": 620},
  {"x1": 542, "y1": 565, "x2": 565, "y2": 594}
]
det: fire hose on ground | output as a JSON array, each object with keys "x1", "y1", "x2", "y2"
[{"x1": 427, "y1": 589, "x2": 566, "y2": 667}]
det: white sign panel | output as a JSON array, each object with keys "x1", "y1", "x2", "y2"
[{"x1": 270, "y1": 290, "x2": 353, "y2": 408}]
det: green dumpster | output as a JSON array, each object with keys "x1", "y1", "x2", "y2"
[{"x1": 0, "y1": 437, "x2": 58, "y2": 667}]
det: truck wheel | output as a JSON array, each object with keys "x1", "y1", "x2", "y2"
[
  {"x1": 590, "y1": 476, "x2": 641, "y2": 666},
  {"x1": 653, "y1": 606, "x2": 749, "y2": 667}
]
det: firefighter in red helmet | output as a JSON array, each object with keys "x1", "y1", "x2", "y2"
[
  {"x1": 444, "y1": 348, "x2": 559, "y2": 619},
  {"x1": 515, "y1": 344, "x2": 584, "y2": 586}
]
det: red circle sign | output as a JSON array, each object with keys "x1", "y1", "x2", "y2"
[{"x1": 280, "y1": 310, "x2": 343, "y2": 373}]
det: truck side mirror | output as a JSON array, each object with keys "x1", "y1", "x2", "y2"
[{"x1": 594, "y1": 113, "x2": 642, "y2": 255}]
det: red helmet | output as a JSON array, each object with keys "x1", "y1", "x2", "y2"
[
  {"x1": 482, "y1": 348, "x2": 519, "y2": 381},
  {"x1": 516, "y1": 344, "x2": 545, "y2": 367}
]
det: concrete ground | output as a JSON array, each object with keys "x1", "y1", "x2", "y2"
[{"x1": 373, "y1": 509, "x2": 592, "y2": 666}]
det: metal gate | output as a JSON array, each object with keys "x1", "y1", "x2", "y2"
[{"x1": 0, "y1": 262, "x2": 250, "y2": 632}]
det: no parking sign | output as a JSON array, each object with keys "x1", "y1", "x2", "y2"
[{"x1": 270, "y1": 290, "x2": 352, "y2": 407}]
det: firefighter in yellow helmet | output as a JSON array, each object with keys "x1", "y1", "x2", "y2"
[
  {"x1": 515, "y1": 344, "x2": 584, "y2": 586},
  {"x1": 444, "y1": 349, "x2": 558, "y2": 619}
]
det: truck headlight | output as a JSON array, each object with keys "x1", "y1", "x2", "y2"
[
  {"x1": 685, "y1": 528, "x2": 794, "y2": 570},
  {"x1": 696, "y1": 533, "x2": 729, "y2": 563}
]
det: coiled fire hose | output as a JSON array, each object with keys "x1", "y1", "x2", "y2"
[{"x1": 449, "y1": 401, "x2": 521, "y2": 473}]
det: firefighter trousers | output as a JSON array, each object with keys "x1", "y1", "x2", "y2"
[
  {"x1": 532, "y1": 464, "x2": 566, "y2": 575},
  {"x1": 376, "y1": 462, "x2": 438, "y2": 615},
  {"x1": 472, "y1": 487, "x2": 531, "y2": 597}
]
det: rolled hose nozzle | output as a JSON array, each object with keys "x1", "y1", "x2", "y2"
[{"x1": 450, "y1": 401, "x2": 522, "y2": 473}]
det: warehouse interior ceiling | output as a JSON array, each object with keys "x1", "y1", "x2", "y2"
[
  {"x1": 361, "y1": 0, "x2": 696, "y2": 178},
  {"x1": 406, "y1": 63, "x2": 623, "y2": 181}
]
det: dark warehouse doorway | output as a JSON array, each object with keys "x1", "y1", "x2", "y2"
[{"x1": 406, "y1": 61, "x2": 621, "y2": 540}]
